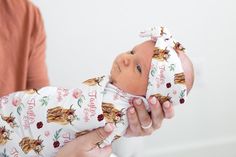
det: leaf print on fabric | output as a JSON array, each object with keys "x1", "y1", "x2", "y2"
[
  {"x1": 53, "y1": 128, "x2": 62, "y2": 148},
  {"x1": 12, "y1": 97, "x2": 25, "y2": 115},
  {"x1": 150, "y1": 64, "x2": 157, "y2": 77},
  {"x1": 1, "y1": 148, "x2": 9, "y2": 157},
  {"x1": 179, "y1": 89, "x2": 186, "y2": 104},
  {"x1": 77, "y1": 97, "x2": 85, "y2": 108},
  {"x1": 168, "y1": 64, "x2": 176, "y2": 71},
  {"x1": 39, "y1": 96, "x2": 49, "y2": 106},
  {"x1": 72, "y1": 89, "x2": 85, "y2": 108}
]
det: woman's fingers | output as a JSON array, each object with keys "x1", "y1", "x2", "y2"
[
  {"x1": 125, "y1": 96, "x2": 175, "y2": 137},
  {"x1": 162, "y1": 101, "x2": 175, "y2": 119},
  {"x1": 148, "y1": 96, "x2": 164, "y2": 130},
  {"x1": 126, "y1": 107, "x2": 142, "y2": 136},
  {"x1": 132, "y1": 98, "x2": 153, "y2": 134},
  {"x1": 126, "y1": 98, "x2": 154, "y2": 136}
]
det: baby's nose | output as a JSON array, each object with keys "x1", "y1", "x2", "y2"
[{"x1": 122, "y1": 57, "x2": 130, "y2": 67}]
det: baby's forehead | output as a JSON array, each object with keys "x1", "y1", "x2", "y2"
[{"x1": 133, "y1": 40, "x2": 156, "y2": 50}]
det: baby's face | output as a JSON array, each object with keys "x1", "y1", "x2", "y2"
[{"x1": 110, "y1": 40, "x2": 155, "y2": 96}]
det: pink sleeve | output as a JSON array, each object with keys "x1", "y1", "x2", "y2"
[{"x1": 27, "y1": 6, "x2": 49, "y2": 89}]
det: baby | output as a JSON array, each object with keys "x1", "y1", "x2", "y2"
[{"x1": 0, "y1": 27, "x2": 194, "y2": 156}]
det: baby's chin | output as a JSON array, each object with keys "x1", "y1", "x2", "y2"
[
  {"x1": 110, "y1": 78, "x2": 117, "y2": 85},
  {"x1": 109, "y1": 74, "x2": 120, "y2": 88}
]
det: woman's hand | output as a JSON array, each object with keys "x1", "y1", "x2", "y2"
[
  {"x1": 56, "y1": 123, "x2": 114, "y2": 157},
  {"x1": 125, "y1": 96, "x2": 174, "y2": 136}
]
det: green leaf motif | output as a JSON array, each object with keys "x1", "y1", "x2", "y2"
[
  {"x1": 77, "y1": 95, "x2": 85, "y2": 108},
  {"x1": 179, "y1": 89, "x2": 186, "y2": 98},
  {"x1": 17, "y1": 106, "x2": 22, "y2": 115},
  {"x1": 16, "y1": 103, "x2": 25, "y2": 115},
  {"x1": 54, "y1": 128, "x2": 63, "y2": 141},
  {"x1": 40, "y1": 96, "x2": 49, "y2": 106},
  {"x1": 151, "y1": 67, "x2": 157, "y2": 77},
  {"x1": 1, "y1": 148, "x2": 9, "y2": 157},
  {"x1": 169, "y1": 64, "x2": 176, "y2": 71},
  {"x1": 148, "y1": 81, "x2": 153, "y2": 87}
]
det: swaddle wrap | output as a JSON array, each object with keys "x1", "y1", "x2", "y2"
[
  {"x1": 0, "y1": 76, "x2": 109, "y2": 156},
  {"x1": 140, "y1": 26, "x2": 187, "y2": 107},
  {"x1": 0, "y1": 76, "x2": 141, "y2": 156}
]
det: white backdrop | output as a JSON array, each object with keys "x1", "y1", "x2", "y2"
[{"x1": 32, "y1": 0, "x2": 236, "y2": 156}]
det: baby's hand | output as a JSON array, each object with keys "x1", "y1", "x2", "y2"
[{"x1": 125, "y1": 96, "x2": 174, "y2": 137}]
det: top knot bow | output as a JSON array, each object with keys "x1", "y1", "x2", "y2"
[{"x1": 140, "y1": 26, "x2": 185, "y2": 52}]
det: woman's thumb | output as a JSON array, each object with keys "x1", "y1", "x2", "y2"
[{"x1": 80, "y1": 123, "x2": 114, "y2": 150}]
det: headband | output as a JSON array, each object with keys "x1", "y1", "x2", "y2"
[{"x1": 140, "y1": 26, "x2": 187, "y2": 105}]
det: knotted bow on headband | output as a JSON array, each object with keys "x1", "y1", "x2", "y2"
[{"x1": 140, "y1": 26, "x2": 187, "y2": 105}]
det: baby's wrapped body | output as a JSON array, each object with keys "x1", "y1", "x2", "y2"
[
  {"x1": 0, "y1": 26, "x2": 190, "y2": 157},
  {"x1": 0, "y1": 76, "x2": 131, "y2": 157}
]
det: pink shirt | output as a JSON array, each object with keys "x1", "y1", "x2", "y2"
[{"x1": 0, "y1": 0, "x2": 49, "y2": 97}]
